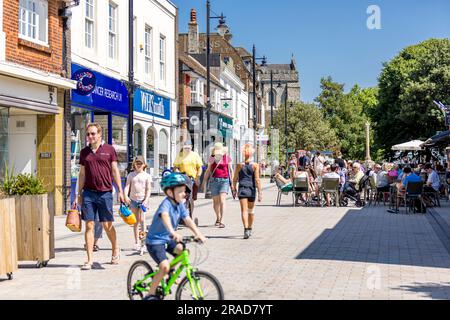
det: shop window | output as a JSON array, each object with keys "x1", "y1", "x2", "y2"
[
  {"x1": 147, "y1": 128, "x2": 155, "y2": 173},
  {"x1": 112, "y1": 116, "x2": 128, "y2": 178},
  {"x1": 70, "y1": 107, "x2": 91, "y2": 179},
  {"x1": 133, "y1": 124, "x2": 143, "y2": 157},
  {"x1": 0, "y1": 108, "x2": 9, "y2": 183},
  {"x1": 159, "y1": 129, "x2": 168, "y2": 173}
]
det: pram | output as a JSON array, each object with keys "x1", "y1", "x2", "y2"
[{"x1": 340, "y1": 173, "x2": 371, "y2": 207}]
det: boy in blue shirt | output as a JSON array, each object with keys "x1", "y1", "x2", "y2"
[{"x1": 145, "y1": 173, "x2": 206, "y2": 300}]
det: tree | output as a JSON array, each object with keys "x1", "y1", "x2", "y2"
[
  {"x1": 274, "y1": 101, "x2": 339, "y2": 164},
  {"x1": 373, "y1": 38, "x2": 450, "y2": 156},
  {"x1": 315, "y1": 77, "x2": 372, "y2": 160}
]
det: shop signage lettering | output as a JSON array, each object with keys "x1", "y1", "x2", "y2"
[
  {"x1": 134, "y1": 88, "x2": 171, "y2": 121},
  {"x1": 71, "y1": 63, "x2": 129, "y2": 116}
]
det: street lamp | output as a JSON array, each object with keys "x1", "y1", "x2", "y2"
[
  {"x1": 278, "y1": 82, "x2": 290, "y2": 168},
  {"x1": 252, "y1": 45, "x2": 267, "y2": 162},
  {"x1": 206, "y1": 1, "x2": 228, "y2": 135}
]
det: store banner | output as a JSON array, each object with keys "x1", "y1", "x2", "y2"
[
  {"x1": 219, "y1": 115, "x2": 233, "y2": 139},
  {"x1": 134, "y1": 88, "x2": 171, "y2": 121},
  {"x1": 71, "y1": 63, "x2": 129, "y2": 115}
]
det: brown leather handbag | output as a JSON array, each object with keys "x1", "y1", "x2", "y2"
[{"x1": 66, "y1": 209, "x2": 82, "y2": 232}]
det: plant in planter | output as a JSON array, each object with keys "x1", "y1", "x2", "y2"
[{"x1": 1, "y1": 169, "x2": 54, "y2": 268}]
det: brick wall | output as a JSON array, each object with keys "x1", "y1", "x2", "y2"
[{"x1": 3, "y1": 0, "x2": 63, "y2": 75}]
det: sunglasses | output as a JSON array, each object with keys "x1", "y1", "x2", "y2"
[
  {"x1": 135, "y1": 162, "x2": 144, "y2": 166},
  {"x1": 86, "y1": 132, "x2": 97, "y2": 137}
]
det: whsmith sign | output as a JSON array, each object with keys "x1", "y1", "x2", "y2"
[{"x1": 134, "y1": 88, "x2": 171, "y2": 121}]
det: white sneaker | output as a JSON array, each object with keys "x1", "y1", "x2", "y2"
[{"x1": 134, "y1": 243, "x2": 141, "y2": 251}]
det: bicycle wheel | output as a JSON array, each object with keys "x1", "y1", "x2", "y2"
[
  {"x1": 127, "y1": 260, "x2": 154, "y2": 300},
  {"x1": 175, "y1": 271, "x2": 224, "y2": 300}
]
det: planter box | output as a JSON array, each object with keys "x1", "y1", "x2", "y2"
[
  {"x1": 0, "y1": 197, "x2": 17, "y2": 280},
  {"x1": 15, "y1": 194, "x2": 55, "y2": 267}
]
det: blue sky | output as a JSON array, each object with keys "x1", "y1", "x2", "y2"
[{"x1": 172, "y1": 0, "x2": 450, "y2": 103}]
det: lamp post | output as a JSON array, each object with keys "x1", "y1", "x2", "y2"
[
  {"x1": 126, "y1": 0, "x2": 135, "y2": 174},
  {"x1": 270, "y1": 70, "x2": 274, "y2": 128},
  {"x1": 278, "y1": 82, "x2": 289, "y2": 168},
  {"x1": 252, "y1": 45, "x2": 266, "y2": 162},
  {"x1": 206, "y1": 1, "x2": 228, "y2": 135}
]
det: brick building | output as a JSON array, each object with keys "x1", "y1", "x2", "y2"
[{"x1": 0, "y1": 0, "x2": 76, "y2": 216}]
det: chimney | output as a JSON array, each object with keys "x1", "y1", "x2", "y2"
[{"x1": 188, "y1": 9, "x2": 199, "y2": 54}]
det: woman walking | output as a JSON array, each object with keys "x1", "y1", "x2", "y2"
[
  {"x1": 232, "y1": 144, "x2": 262, "y2": 240},
  {"x1": 124, "y1": 156, "x2": 152, "y2": 253},
  {"x1": 202, "y1": 143, "x2": 233, "y2": 228}
]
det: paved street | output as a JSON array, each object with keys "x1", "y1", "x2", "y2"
[{"x1": 1, "y1": 179, "x2": 450, "y2": 300}]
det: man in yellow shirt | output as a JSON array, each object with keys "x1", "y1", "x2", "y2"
[{"x1": 173, "y1": 140, "x2": 203, "y2": 201}]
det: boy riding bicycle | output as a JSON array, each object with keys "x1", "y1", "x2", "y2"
[{"x1": 144, "y1": 172, "x2": 206, "y2": 301}]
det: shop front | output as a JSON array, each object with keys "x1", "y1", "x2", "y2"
[
  {"x1": 187, "y1": 106, "x2": 233, "y2": 162},
  {"x1": 133, "y1": 87, "x2": 173, "y2": 178},
  {"x1": 0, "y1": 72, "x2": 75, "y2": 216},
  {"x1": 70, "y1": 63, "x2": 129, "y2": 203}
]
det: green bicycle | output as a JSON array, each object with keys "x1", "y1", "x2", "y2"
[{"x1": 127, "y1": 236, "x2": 224, "y2": 300}]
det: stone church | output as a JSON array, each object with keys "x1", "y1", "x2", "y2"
[{"x1": 260, "y1": 57, "x2": 301, "y2": 128}]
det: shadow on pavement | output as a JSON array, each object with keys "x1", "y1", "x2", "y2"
[
  {"x1": 296, "y1": 207, "x2": 450, "y2": 269},
  {"x1": 206, "y1": 235, "x2": 245, "y2": 240},
  {"x1": 393, "y1": 282, "x2": 450, "y2": 299}
]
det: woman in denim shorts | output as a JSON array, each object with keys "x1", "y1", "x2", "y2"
[{"x1": 202, "y1": 143, "x2": 233, "y2": 228}]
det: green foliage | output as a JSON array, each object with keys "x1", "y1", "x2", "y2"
[
  {"x1": 373, "y1": 38, "x2": 450, "y2": 156},
  {"x1": 1, "y1": 167, "x2": 46, "y2": 196},
  {"x1": 274, "y1": 101, "x2": 339, "y2": 164},
  {"x1": 315, "y1": 77, "x2": 374, "y2": 160}
]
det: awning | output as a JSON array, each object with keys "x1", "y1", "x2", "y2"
[
  {"x1": 391, "y1": 140, "x2": 425, "y2": 151},
  {"x1": 421, "y1": 131, "x2": 450, "y2": 148}
]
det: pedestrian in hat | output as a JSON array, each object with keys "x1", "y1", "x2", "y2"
[
  {"x1": 202, "y1": 142, "x2": 233, "y2": 228},
  {"x1": 124, "y1": 155, "x2": 152, "y2": 253}
]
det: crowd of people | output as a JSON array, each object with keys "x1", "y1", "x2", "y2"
[{"x1": 272, "y1": 150, "x2": 450, "y2": 209}]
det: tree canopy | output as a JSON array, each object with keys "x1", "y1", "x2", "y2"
[{"x1": 373, "y1": 38, "x2": 450, "y2": 156}]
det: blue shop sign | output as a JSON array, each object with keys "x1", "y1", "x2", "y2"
[
  {"x1": 134, "y1": 88, "x2": 171, "y2": 121},
  {"x1": 71, "y1": 63, "x2": 129, "y2": 115}
]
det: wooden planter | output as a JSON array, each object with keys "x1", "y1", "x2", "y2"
[
  {"x1": 15, "y1": 194, "x2": 55, "y2": 267},
  {"x1": 0, "y1": 197, "x2": 18, "y2": 280}
]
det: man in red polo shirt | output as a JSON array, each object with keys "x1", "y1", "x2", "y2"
[{"x1": 73, "y1": 123, "x2": 125, "y2": 270}]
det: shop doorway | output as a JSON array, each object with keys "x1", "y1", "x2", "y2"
[{"x1": 8, "y1": 114, "x2": 37, "y2": 175}]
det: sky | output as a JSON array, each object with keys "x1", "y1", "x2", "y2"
[{"x1": 172, "y1": 0, "x2": 450, "y2": 103}]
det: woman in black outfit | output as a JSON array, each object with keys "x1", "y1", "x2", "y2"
[{"x1": 232, "y1": 144, "x2": 262, "y2": 239}]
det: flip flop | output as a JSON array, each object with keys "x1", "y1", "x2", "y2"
[
  {"x1": 81, "y1": 262, "x2": 92, "y2": 271},
  {"x1": 218, "y1": 223, "x2": 225, "y2": 228},
  {"x1": 111, "y1": 248, "x2": 121, "y2": 265},
  {"x1": 215, "y1": 220, "x2": 221, "y2": 227}
]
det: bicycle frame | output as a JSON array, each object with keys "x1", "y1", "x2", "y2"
[{"x1": 134, "y1": 249, "x2": 205, "y2": 300}]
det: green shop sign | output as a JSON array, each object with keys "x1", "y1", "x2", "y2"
[{"x1": 218, "y1": 115, "x2": 233, "y2": 140}]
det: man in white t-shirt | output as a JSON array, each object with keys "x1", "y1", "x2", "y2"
[{"x1": 323, "y1": 164, "x2": 340, "y2": 206}]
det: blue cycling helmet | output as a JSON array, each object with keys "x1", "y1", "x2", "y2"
[{"x1": 160, "y1": 172, "x2": 192, "y2": 193}]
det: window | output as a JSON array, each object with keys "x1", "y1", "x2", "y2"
[
  {"x1": 108, "y1": 2, "x2": 118, "y2": 59},
  {"x1": 159, "y1": 130, "x2": 168, "y2": 174},
  {"x1": 144, "y1": 25, "x2": 152, "y2": 75},
  {"x1": 159, "y1": 35, "x2": 166, "y2": 81},
  {"x1": 190, "y1": 80, "x2": 197, "y2": 104},
  {"x1": 85, "y1": 0, "x2": 95, "y2": 48},
  {"x1": 133, "y1": 125, "x2": 143, "y2": 157},
  {"x1": 70, "y1": 107, "x2": 91, "y2": 179},
  {"x1": 147, "y1": 128, "x2": 155, "y2": 171},
  {"x1": 18, "y1": 0, "x2": 48, "y2": 44}
]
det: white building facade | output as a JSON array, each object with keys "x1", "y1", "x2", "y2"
[
  {"x1": 69, "y1": 0, "x2": 177, "y2": 196},
  {"x1": 132, "y1": 0, "x2": 177, "y2": 178}
]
